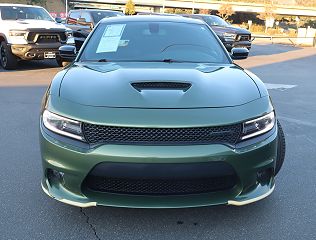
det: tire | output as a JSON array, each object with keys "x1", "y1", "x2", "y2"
[
  {"x1": 275, "y1": 120, "x2": 286, "y2": 175},
  {"x1": 0, "y1": 41, "x2": 18, "y2": 70},
  {"x1": 56, "y1": 57, "x2": 70, "y2": 67}
]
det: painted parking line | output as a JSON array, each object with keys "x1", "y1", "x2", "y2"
[{"x1": 264, "y1": 83, "x2": 297, "y2": 91}]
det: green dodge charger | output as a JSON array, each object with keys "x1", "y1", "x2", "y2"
[{"x1": 40, "y1": 16, "x2": 286, "y2": 208}]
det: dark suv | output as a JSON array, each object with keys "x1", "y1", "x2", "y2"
[
  {"x1": 66, "y1": 9, "x2": 124, "y2": 50},
  {"x1": 183, "y1": 14, "x2": 252, "y2": 52}
]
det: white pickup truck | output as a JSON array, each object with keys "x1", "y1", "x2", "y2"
[{"x1": 0, "y1": 4, "x2": 72, "y2": 69}]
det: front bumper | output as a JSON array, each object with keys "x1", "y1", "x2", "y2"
[
  {"x1": 10, "y1": 43, "x2": 64, "y2": 60},
  {"x1": 223, "y1": 41, "x2": 252, "y2": 51},
  {"x1": 40, "y1": 122, "x2": 277, "y2": 208}
]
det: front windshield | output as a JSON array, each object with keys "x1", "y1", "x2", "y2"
[
  {"x1": 79, "y1": 21, "x2": 229, "y2": 64},
  {"x1": 91, "y1": 11, "x2": 124, "y2": 24},
  {"x1": 204, "y1": 16, "x2": 229, "y2": 27},
  {"x1": 1, "y1": 6, "x2": 53, "y2": 21}
]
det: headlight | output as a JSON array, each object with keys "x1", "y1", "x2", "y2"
[
  {"x1": 240, "y1": 111, "x2": 275, "y2": 140},
  {"x1": 223, "y1": 32, "x2": 236, "y2": 41},
  {"x1": 42, "y1": 110, "x2": 84, "y2": 141},
  {"x1": 9, "y1": 30, "x2": 27, "y2": 38}
]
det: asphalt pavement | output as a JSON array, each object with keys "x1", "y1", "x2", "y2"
[{"x1": 0, "y1": 42, "x2": 315, "y2": 240}]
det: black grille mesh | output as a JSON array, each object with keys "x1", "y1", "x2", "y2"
[
  {"x1": 85, "y1": 175, "x2": 237, "y2": 195},
  {"x1": 131, "y1": 82, "x2": 191, "y2": 92},
  {"x1": 82, "y1": 123, "x2": 242, "y2": 146},
  {"x1": 36, "y1": 35, "x2": 59, "y2": 43},
  {"x1": 27, "y1": 32, "x2": 67, "y2": 43}
]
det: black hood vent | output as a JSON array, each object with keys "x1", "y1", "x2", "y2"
[{"x1": 131, "y1": 82, "x2": 191, "y2": 92}]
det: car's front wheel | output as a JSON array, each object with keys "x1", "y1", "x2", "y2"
[
  {"x1": 0, "y1": 41, "x2": 18, "y2": 70},
  {"x1": 275, "y1": 120, "x2": 286, "y2": 175}
]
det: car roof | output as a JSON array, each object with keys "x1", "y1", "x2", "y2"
[
  {"x1": 100, "y1": 15, "x2": 204, "y2": 24},
  {"x1": 137, "y1": 12, "x2": 180, "y2": 16},
  {"x1": 0, "y1": 3, "x2": 42, "y2": 8},
  {"x1": 183, "y1": 14, "x2": 218, "y2": 18}
]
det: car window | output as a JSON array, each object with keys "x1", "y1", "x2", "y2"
[
  {"x1": 81, "y1": 12, "x2": 93, "y2": 23},
  {"x1": 203, "y1": 16, "x2": 229, "y2": 27},
  {"x1": 80, "y1": 21, "x2": 229, "y2": 64},
  {"x1": 1, "y1": 6, "x2": 53, "y2": 21},
  {"x1": 188, "y1": 15, "x2": 203, "y2": 21},
  {"x1": 91, "y1": 11, "x2": 124, "y2": 24},
  {"x1": 67, "y1": 11, "x2": 81, "y2": 24}
]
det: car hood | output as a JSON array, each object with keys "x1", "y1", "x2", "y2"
[
  {"x1": 5, "y1": 19, "x2": 66, "y2": 30},
  {"x1": 211, "y1": 25, "x2": 250, "y2": 35},
  {"x1": 59, "y1": 62, "x2": 260, "y2": 109}
]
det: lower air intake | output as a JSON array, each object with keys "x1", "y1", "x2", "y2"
[{"x1": 84, "y1": 175, "x2": 237, "y2": 195}]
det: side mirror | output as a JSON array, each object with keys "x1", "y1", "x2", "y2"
[
  {"x1": 55, "y1": 17, "x2": 62, "y2": 23},
  {"x1": 231, "y1": 48, "x2": 249, "y2": 60},
  {"x1": 59, "y1": 45, "x2": 77, "y2": 62}
]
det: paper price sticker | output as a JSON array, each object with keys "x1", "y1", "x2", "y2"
[{"x1": 97, "y1": 24, "x2": 126, "y2": 53}]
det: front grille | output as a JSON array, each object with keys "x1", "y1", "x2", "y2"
[
  {"x1": 84, "y1": 175, "x2": 237, "y2": 195},
  {"x1": 29, "y1": 48, "x2": 58, "y2": 53},
  {"x1": 26, "y1": 31, "x2": 67, "y2": 43},
  {"x1": 237, "y1": 34, "x2": 251, "y2": 41},
  {"x1": 82, "y1": 123, "x2": 242, "y2": 146},
  {"x1": 36, "y1": 35, "x2": 59, "y2": 43}
]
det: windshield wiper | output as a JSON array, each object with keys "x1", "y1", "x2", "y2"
[
  {"x1": 80, "y1": 59, "x2": 205, "y2": 63},
  {"x1": 97, "y1": 59, "x2": 109, "y2": 62},
  {"x1": 121, "y1": 59, "x2": 200, "y2": 63},
  {"x1": 80, "y1": 59, "x2": 110, "y2": 62},
  {"x1": 162, "y1": 59, "x2": 177, "y2": 63},
  {"x1": 162, "y1": 59, "x2": 208, "y2": 63}
]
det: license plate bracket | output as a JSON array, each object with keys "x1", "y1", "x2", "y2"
[{"x1": 44, "y1": 52, "x2": 56, "y2": 59}]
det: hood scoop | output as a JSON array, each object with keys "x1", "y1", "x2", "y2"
[{"x1": 131, "y1": 82, "x2": 191, "y2": 92}]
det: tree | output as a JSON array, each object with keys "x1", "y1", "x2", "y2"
[
  {"x1": 164, "y1": 8, "x2": 175, "y2": 14},
  {"x1": 218, "y1": 4, "x2": 235, "y2": 21},
  {"x1": 174, "y1": 8, "x2": 192, "y2": 14},
  {"x1": 165, "y1": 8, "x2": 192, "y2": 14},
  {"x1": 199, "y1": 9, "x2": 210, "y2": 14},
  {"x1": 257, "y1": 4, "x2": 276, "y2": 32},
  {"x1": 295, "y1": 0, "x2": 316, "y2": 7},
  {"x1": 125, "y1": 0, "x2": 135, "y2": 15},
  {"x1": 28, "y1": 0, "x2": 46, "y2": 7}
]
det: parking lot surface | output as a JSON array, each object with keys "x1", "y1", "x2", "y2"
[{"x1": 0, "y1": 42, "x2": 316, "y2": 240}]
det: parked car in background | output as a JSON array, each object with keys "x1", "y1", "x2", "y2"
[
  {"x1": 65, "y1": 9, "x2": 124, "y2": 50},
  {"x1": 183, "y1": 14, "x2": 252, "y2": 52},
  {"x1": 0, "y1": 4, "x2": 72, "y2": 69},
  {"x1": 137, "y1": 12, "x2": 179, "y2": 16}
]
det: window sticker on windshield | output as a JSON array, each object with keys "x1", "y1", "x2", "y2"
[
  {"x1": 103, "y1": 24, "x2": 125, "y2": 37},
  {"x1": 119, "y1": 40, "x2": 129, "y2": 47},
  {"x1": 96, "y1": 24, "x2": 126, "y2": 53}
]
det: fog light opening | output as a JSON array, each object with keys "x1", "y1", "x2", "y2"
[
  {"x1": 25, "y1": 52, "x2": 36, "y2": 58},
  {"x1": 257, "y1": 168, "x2": 273, "y2": 185},
  {"x1": 47, "y1": 168, "x2": 64, "y2": 184}
]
